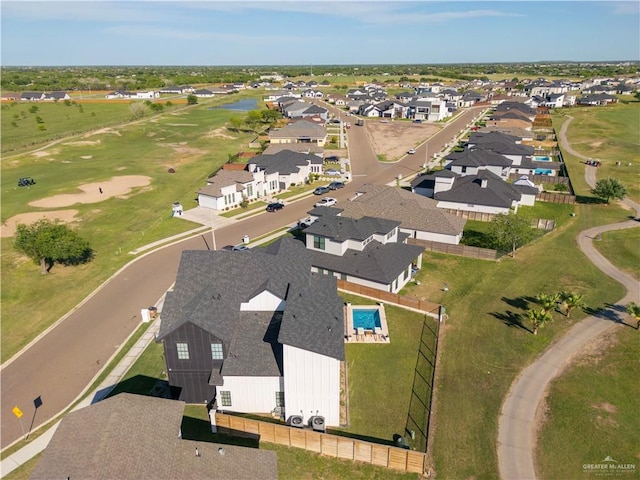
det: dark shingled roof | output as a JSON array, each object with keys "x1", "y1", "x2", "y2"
[
  {"x1": 435, "y1": 170, "x2": 522, "y2": 208},
  {"x1": 251, "y1": 149, "x2": 322, "y2": 175},
  {"x1": 446, "y1": 149, "x2": 512, "y2": 168},
  {"x1": 29, "y1": 393, "x2": 278, "y2": 480},
  {"x1": 158, "y1": 237, "x2": 344, "y2": 362},
  {"x1": 304, "y1": 214, "x2": 400, "y2": 241},
  {"x1": 311, "y1": 241, "x2": 424, "y2": 285}
]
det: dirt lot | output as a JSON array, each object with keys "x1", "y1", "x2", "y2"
[{"x1": 363, "y1": 120, "x2": 441, "y2": 161}]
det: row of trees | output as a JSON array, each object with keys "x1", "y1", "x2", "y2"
[{"x1": 528, "y1": 291, "x2": 585, "y2": 335}]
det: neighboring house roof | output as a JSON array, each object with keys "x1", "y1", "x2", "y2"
[
  {"x1": 302, "y1": 104, "x2": 328, "y2": 115},
  {"x1": 337, "y1": 184, "x2": 466, "y2": 236},
  {"x1": 310, "y1": 240, "x2": 424, "y2": 285},
  {"x1": 268, "y1": 120, "x2": 326, "y2": 140},
  {"x1": 478, "y1": 126, "x2": 534, "y2": 140},
  {"x1": 304, "y1": 214, "x2": 400, "y2": 242},
  {"x1": 20, "y1": 91, "x2": 44, "y2": 99},
  {"x1": 446, "y1": 149, "x2": 512, "y2": 168},
  {"x1": 252, "y1": 149, "x2": 321, "y2": 175},
  {"x1": 198, "y1": 169, "x2": 254, "y2": 198},
  {"x1": 469, "y1": 140, "x2": 534, "y2": 157},
  {"x1": 158, "y1": 237, "x2": 345, "y2": 361},
  {"x1": 29, "y1": 393, "x2": 278, "y2": 480},
  {"x1": 468, "y1": 131, "x2": 522, "y2": 145},
  {"x1": 435, "y1": 170, "x2": 522, "y2": 208},
  {"x1": 262, "y1": 143, "x2": 323, "y2": 155}
]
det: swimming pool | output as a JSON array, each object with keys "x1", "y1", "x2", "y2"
[
  {"x1": 345, "y1": 304, "x2": 390, "y2": 343},
  {"x1": 352, "y1": 309, "x2": 382, "y2": 330},
  {"x1": 535, "y1": 169, "x2": 553, "y2": 175},
  {"x1": 534, "y1": 156, "x2": 551, "y2": 162}
]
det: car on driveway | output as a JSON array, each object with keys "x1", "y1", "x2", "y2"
[
  {"x1": 298, "y1": 216, "x2": 315, "y2": 228},
  {"x1": 266, "y1": 202, "x2": 285, "y2": 212},
  {"x1": 313, "y1": 186, "x2": 330, "y2": 195},
  {"x1": 325, "y1": 169, "x2": 341, "y2": 176},
  {"x1": 407, "y1": 149, "x2": 416, "y2": 154},
  {"x1": 315, "y1": 197, "x2": 337, "y2": 207},
  {"x1": 328, "y1": 181, "x2": 344, "y2": 190},
  {"x1": 222, "y1": 245, "x2": 250, "y2": 251}
]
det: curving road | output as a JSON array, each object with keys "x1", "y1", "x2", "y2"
[
  {"x1": 497, "y1": 115, "x2": 640, "y2": 480},
  {"x1": 0, "y1": 107, "x2": 482, "y2": 449}
]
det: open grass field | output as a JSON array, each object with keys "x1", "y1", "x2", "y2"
[
  {"x1": 536, "y1": 326, "x2": 639, "y2": 479},
  {"x1": 1, "y1": 101, "x2": 136, "y2": 155},
  {"x1": 0, "y1": 95, "x2": 260, "y2": 362},
  {"x1": 552, "y1": 99, "x2": 640, "y2": 203}
]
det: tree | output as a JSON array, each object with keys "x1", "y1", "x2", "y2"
[
  {"x1": 527, "y1": 308, "x2": 553, "y2": 335},
  {"x1": 625, "y1": 302, "x2": 640, "y2": 329},
  {"x1": 228, "y1": 116, "x2": 244, "y2": 132},
  {"x1": 186, "y1": 94, "x2": 198, "y2": 105},
  {"x1": 536, "y1": 292, "x2": 560, "y2": 313},
  {"x1": 129, "y1": 102, "x2": 147, "y2": 119},
  {"x1": 559, "y1": 291, "x2": 585, "y2": 318},
  {"x1": 591, "y1": 178, "x2": 627, "y2": 204},
  {"x1": 489, "y1": 212, "x2": 535, "y2": 257},
  {"x1": 14, "y1": 219, "x2": 93, "y2": 274}
]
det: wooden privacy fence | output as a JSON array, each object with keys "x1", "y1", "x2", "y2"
[
  {"x1": 215, "y1": 413, "x2": 428, "y2": 475},
  {"x1": 336, "y1": 279, "x2": 441, "y2": 315},
  {"x1": 536, "y1": 191, "x2": 576, "y2": 204},
  {"x1": 407, "y1": 238, "x2": 499, "y2": 261}
]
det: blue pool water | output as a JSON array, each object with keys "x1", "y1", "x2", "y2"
[
  {"x1": 534, "y1": 156, "x2": 551, "y2": 162},
  {"x1": 352, "y1": 309, "x2": 382, "y2": 330},
  {"x1": 535, "y1": 169, "x2": 553, "y2": 175}
]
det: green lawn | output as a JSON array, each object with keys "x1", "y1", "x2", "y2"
[
  {"x1": 593, "y1": 227, "x2": 640, "y2": 280},
  {"x1": 1, "y1": 101, "x2": 135, "y2": 155},
  {"x1": 536, "y1": 326, "x2": 640, "y2": 479},
  {"x1": 552, "y1": 100, "x2": 640, "y2": 203}
]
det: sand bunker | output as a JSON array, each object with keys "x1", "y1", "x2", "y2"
[
  {"x1": 204, "y1": 127, "x2": 236, "y2": 140},
  {"x1": 63, "y1": 140, "x2": 101, "y2": 146},
  {"x1": 29, "y1": 175, "x2": 151, "y2": 208},
  {"x1": 166, "y1": 123, "x2": 198, "y2": 127},
  {"x1": 83, "y1": 128, "x2": 121, "y2": 138},
  {"x1": 1, "y1": 210, "x2": 80, "y2": 238},
  {"x1": 32, "y1": 149, "x2": 60, "y2": 158}
]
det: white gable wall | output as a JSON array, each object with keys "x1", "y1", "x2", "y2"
[
  {"x1": 219, "y1": 376, "x2": 283, "y2": 414},
  {"x1": 240, "y1": 290, "x2": 285, "y2": 311},
  {"x1": 437, "y1": 200, "x2": 512, "y2": 215},
  {"x1": 283, "y1": 345, "x2": 340, "y2": 426}
]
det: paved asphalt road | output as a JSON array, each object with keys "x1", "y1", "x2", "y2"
[
  {"x1": 0, "y1": 107, "x2": 482, "y2": 449},
  {"x1": 497, "y1": 115, "x2": 640, "y2": 480}
]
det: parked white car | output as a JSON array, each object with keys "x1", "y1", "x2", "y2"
[{"x1": 315, "y1": 197, "x2": 337, "y2": 207}]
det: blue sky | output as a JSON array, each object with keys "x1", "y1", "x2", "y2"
[{"x1": 2, "y1": 1, "x2": 639, "y2": 66}]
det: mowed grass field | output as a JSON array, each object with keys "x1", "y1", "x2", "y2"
[
  {"x1": 1, "y1": 100, "x2": 136, "y2": 155},
  {"x1": 555, "y1": 99, "x2": 640, "y2": 203},
  {"x1": 1, "y1": 94, "x2": 261, "y2": 362}
]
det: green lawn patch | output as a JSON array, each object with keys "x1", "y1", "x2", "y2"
[
  {"x1": 593, "y1": 227, "x2": 640, "y2": 281},
  {"x1": 536, "y1": 327, "x2": 640, "y2": 479}
]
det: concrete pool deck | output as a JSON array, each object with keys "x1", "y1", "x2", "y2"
[{"x1": 343, "y1": 303, "x2": 390, "y2": 344}]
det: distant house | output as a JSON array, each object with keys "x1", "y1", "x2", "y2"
[
  {"x1": 20, "y1": 91, "x2": 45, "y2": 101},
  {"x1": 157, "y1": 238, "x2": 345, "y2": 427},
  {"x1": 193, "y1": 89, "x2": 215, "y2": 97},
  {"x1": 268, "y1": 120, "x2": 328, "y2": 147},
  {"x1": 43, "y1": 91, "x2": 71, "y2": 101},
  {"x1": 105, "y1": 90, "x2": 159, "y2": 99},
  {"x1": 337, "y1": 184, "x2": 466, "y2": 245},
  {"x1": 303, "y1": 213, "x2": 424, "y2": 293},
  {"x1": 29, "y1": 393, "x2": 278, "y2": 480},
  {"x1": 576, "y1": 94, "x2": 618, "y2": 106}
]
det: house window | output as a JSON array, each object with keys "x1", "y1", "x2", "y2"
[
  {"x1": 220, "y1": 391, "x2": 232, "y2": 407},
  {"x1": 176, "y1": 342, "x2": 189, "y2": 360},
  {"x1": 461, "y1": 166, "x2": 467, "y2": 173},
  {"x1": 404, "y1": 267, "x2": 409, "y2": 280},
  {"x1": 211, "y1": 343, "x2": 223, "y2": 360},
  {"x1": 275, "y1": 391, "x2": 285, "y2": 408},
  {"x1": 246, "y1": 184, "x2": 254, "y2": 198},
  {"x1": 313, "y1": 236, "x2": 325, "y2": 250},
  {"x1": 340, "y1": 273, "x2": 347, "y2": 280}
]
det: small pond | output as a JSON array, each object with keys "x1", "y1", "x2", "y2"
[{"x1": 208, "y1": 99, "x2": 258, "y2": 112}]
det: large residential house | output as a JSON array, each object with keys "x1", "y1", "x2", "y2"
[
  {"x1": 444, "y1": 149, "x2": 513, "y2": 180},
  {"x1": 268, "y1": 120, "x2": 328, "y2": 147},
  {"x1": 434, "y1": 170, "x2": 538, "y2": 215},
  {"x1": 29, "y1": 393, "x2": 278, "y2": 480},
  {"x1": 197, "y1": 167, "x2": 279, "y2": 211},
  {"x1": 336, "y1": 184, "x2": 466, "y2": 245},
  {"x1": 248, "y1": 149, "x2": 323, "y2": 189},
  {"x1": 303, "y1": 213, "x2": 424, "y2": 294},
  {"x1": 157, "y1": 238, "x2": 345, "y2": 427}
]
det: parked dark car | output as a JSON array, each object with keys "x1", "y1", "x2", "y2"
[
  {"x1": 222, "y1": 245, "x2": 250, "y2": 251},
  {"x1": 328, "y1": 181, "x2": 344, "y2": 190},
  {"x1": 266, "y1": 202, "x2": 285, "y2": 212},
  {"x1": 18, "y1": 177, "x2": 36, "y2": 187},
  {"x1": 313, "y1": 186, "x2": 330, "y2": 195}
]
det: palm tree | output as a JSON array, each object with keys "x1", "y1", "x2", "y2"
[
  {"x1": 527, "y1": 308, "x2": 553, "y2": 335},
  {"x1": 626, "y1": 302, "x2": 640, "y2": 329},
  {"x1": 536, "y1": 292, "x2": 560, "y2": 313},
  {"x1": 560, "y1": 291, "x2": 585, "y2": 318}
]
